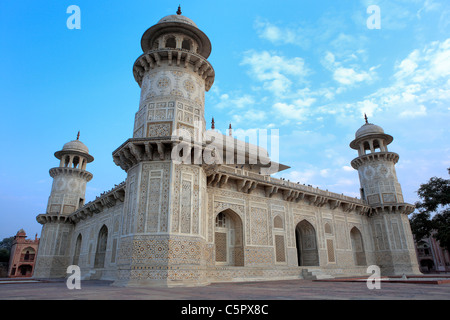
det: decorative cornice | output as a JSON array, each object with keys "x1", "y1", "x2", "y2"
[
  {"x1": 69, "y1": 181, "x2": 126, "y2": 223},
  {"x1": 36, "y1": 214, "x2": 73, "y2": 225},
  {"x1": 206, "y1": 165, "x2": 372, "y2": 215},
  {"x1": 351, "y1": 151, "x2": 399, "y2": 169},
  {"x1": 369, "y1": 203, "x2": 415, "y2": 216},
  {"x1": 133, "y1": 49, "x2": 215, "y2": 91},
  {"x1": 112, "y1": 138, "x2": 179, "y2": 171},
  {"x1": 49, "y1": 167, "x2": 93, "y2": 182},
  {"x1": 36, "y1": 181, "x2": 126, "y2": 225}
]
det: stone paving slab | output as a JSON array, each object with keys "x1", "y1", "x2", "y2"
[{"x1": 0, "y1": 278, "x2": 449, "y2": 300}]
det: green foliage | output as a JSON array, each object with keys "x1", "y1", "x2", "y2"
[
  {"x1": 0, "y1": 248, "x2": 10, "y2": 263},
  {"x1": 410, "y1": 211, "x2": 433, "y2": 240},
  {"x1": 416, "y1": 176, "x2": 450, "y2": 213},
  {"x1": 0, "y1": 237, "x2": 14, "y2": 263},
  {"x1": 432, "y1": 209, "x2": 450, "y2": 252},
  {"x1": 410, "y1": 168, "x2": 450, "y2": 251},
  {"x1": 0, "y1": 237, "x2": 14, "y2": 252}
]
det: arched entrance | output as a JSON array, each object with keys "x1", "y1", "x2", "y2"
[
  {"x1": 18, "y1": 264, "x2": 33, "y2": 277},
  {"x1": 295, "y1": 220, "x2": 319, "y2": 266},
  {"x1": 350, "y1": 227, "x2": 367, "y2": 266},
  {"x1": 420, "y1": 259, "x2": 435, "y2": 273},
  {"x1": 214, "y1": 209, "x2": 244, "y2": 266},
  {"x1": 94, "y1": 225, "x2": 108, "y2": 268}
]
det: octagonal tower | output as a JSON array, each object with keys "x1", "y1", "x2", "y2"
[
  {"x1": 350, "y1": 116, "x2": 420, "y2": 275},
  {"x1": 131, "y1": 7, "x2": 214, "y2": 141},
  {"x1": 34, "y1": 133, "x2": 94, "y2": 278},
  {"x1": 112, "y1": 8, "x2": 215, "y2": 287}
]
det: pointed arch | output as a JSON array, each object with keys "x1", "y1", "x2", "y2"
[
  {"x1": 295, "y1": 219, "x2": 319, "y2": 266},
  {"x1": 214, "y1": 209, "x2": 244, "y2": 266},
  {"x1": 350, "y1": 226, "x2": 367, "y2": 266},
  {"x1": 73, "y1": 233, "x2": 82, "y2": 265},
  {"x1": 94, "y1": 225, "x2": 108, "y2": 268},
  {"x1": 21, "y1": 247, "x2": 36, "y2": 262}
]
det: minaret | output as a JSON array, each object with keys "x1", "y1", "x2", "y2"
[
  {"x1": 47, "y1": 132, "x2": 94, "y2": 215},
  {"x1": 112, "y1": 8, "x2": 215, "y2": 287},
  {"x1": 350, "y1": 116, "x2": 404, "y2": 207},
  {"x1": 350, "y1": 117, "x2": 420, "y2": 276},
  {"x1": 34, "y1": 133, "x2": 94, "y2": 278}
]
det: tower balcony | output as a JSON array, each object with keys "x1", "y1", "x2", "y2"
[
  {"x1": 49, "y1": 167, "x2": 93, "y2": 182},
  {"x1": 351, "y1": 151, "x2": 399, "y2": 169},
  {"x1": 133, "y1": 48, "x2": 215, "y2": 91}
]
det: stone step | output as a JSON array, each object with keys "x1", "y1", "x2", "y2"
[{"x1": 302, "y1": 268, "x2": 334, "y2": 280}]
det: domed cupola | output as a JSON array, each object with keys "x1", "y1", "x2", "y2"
[
  {"x1": 54, "y1": 132, "x2": 94, "y2": 169},
  {"x1": 42, "y1": 132, "x2": 94, "y2": 216},
  {"x1": 350, "y1": 115, "x2": 393, "y2": 156}
]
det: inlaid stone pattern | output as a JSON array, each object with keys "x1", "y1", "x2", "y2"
[
  {"x1": 139, "y1": 69, "x2": 205, "y2": 107},
  {"x1": 171, "y1": 165, "x2": 204, "y2": 235}
]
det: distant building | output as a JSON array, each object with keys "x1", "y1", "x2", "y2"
[
  {"x1": 8, "y1": 229, "x2": 40, "y2": 278},
  {"x1": 415, "y1": 232, "x2": 450, "y2": 274}
]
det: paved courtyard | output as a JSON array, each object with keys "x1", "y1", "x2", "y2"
[{"x1": 1, "y1": 277, "x2": 450, "y2": 300}]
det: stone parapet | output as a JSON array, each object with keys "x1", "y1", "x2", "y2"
[{"x1": 133, "y1": 49, "x2": 215, "y2": 91}]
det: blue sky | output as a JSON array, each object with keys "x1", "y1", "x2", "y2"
[{"x1": 1, "y1": 0, "x2": 449, "y2": 240}]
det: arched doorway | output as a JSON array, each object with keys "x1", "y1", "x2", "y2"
[
  {"x1": 94, "y1": 225, "x2": 108, "y2": 268},
  {"x1": 295, "y1": 220, "x2": 319, "y2": 266},
  {"x1": 350, "y1": 227, "x2": 367, "y2": 266},
  {"x1": 73, "y1": 234, "x2": 82, "y2": 265},
  {"x1": 214, "y1": 209, "x2": 244, "y2": 266},
  {"x1": 18, "y1": 264, "x2": 33, "y2": 277},
  {"x1": 420, "y1": 259, "x2": 435, "y2": 273}
]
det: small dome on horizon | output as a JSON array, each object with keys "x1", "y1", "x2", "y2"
[
  {"x1": 54, "y1": 134, "x2": 94, "y2": 163},
  {"x1": 61, "y1": 139, "x2": 90, "y2": 154},
  {"x1": 157, "y1": 14, "x2": 198, "y2": 27},
  {"x1": 355, "y1": 123, "x2": 385, "y2": 139}
]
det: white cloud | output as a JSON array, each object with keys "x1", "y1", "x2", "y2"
[
  {"x1": 342, "y1": 166, "x2": 354, "y2": 172},
  {"x1": 399, "y1": 104, "x2": 427, "y2": 117},
  {"x1": 273, "y1": 102, "x2": 308, "y2": 122},
  {"x1": 254, "y1": 19, "x2": 311, "y2": 49},
  {"x1": 232, "y1": 109, "x2": 267, "y2": 124},
  {"x1": 215, "y1": 93, "x2": 256, "y2": 110},
  {"x1": 356, "y1": 100, "x2": 379, "y2": 117},
  {"x1": 320, "y1": 169, "x2": 330, "y2": 177},
  {"x1": 322, "y1": 51, "x2": 377, "y2": 86},
  {"x1": 333, "y1": 67, "x2": 373, "y2": 85},
  {"x1": 368, "y1": 38, "x2": 450, "y2": 117},
  {"x1": 283, "y1": 169, "x2": 317, "y2": 185},
  {"x1": 241, "y1": 50, "x2": 309, "y2": 97}
]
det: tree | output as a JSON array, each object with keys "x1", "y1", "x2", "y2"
[
  {"x1": 410, "y1": 168, "x2": 450, "y2": 251},
  {"x1": 0, "y1": 236, "x2": 14, "y2": 263}
]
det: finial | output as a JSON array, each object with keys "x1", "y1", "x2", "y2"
[
  {"x1": 228, "y1": 123, "x2": 232, "y2": 136},
  {"x1": 211, "y1": 117, "x2": 215, "y2": 130},
  {"x1": 76, "y1": 131, "x2": 80, "y2": 140},
  {"x1": 364, "y1": 114, "x2": 368, "y2": 124},
  {"x1": 177, "y1": 5, "x2": 182, "y2": 15}
]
